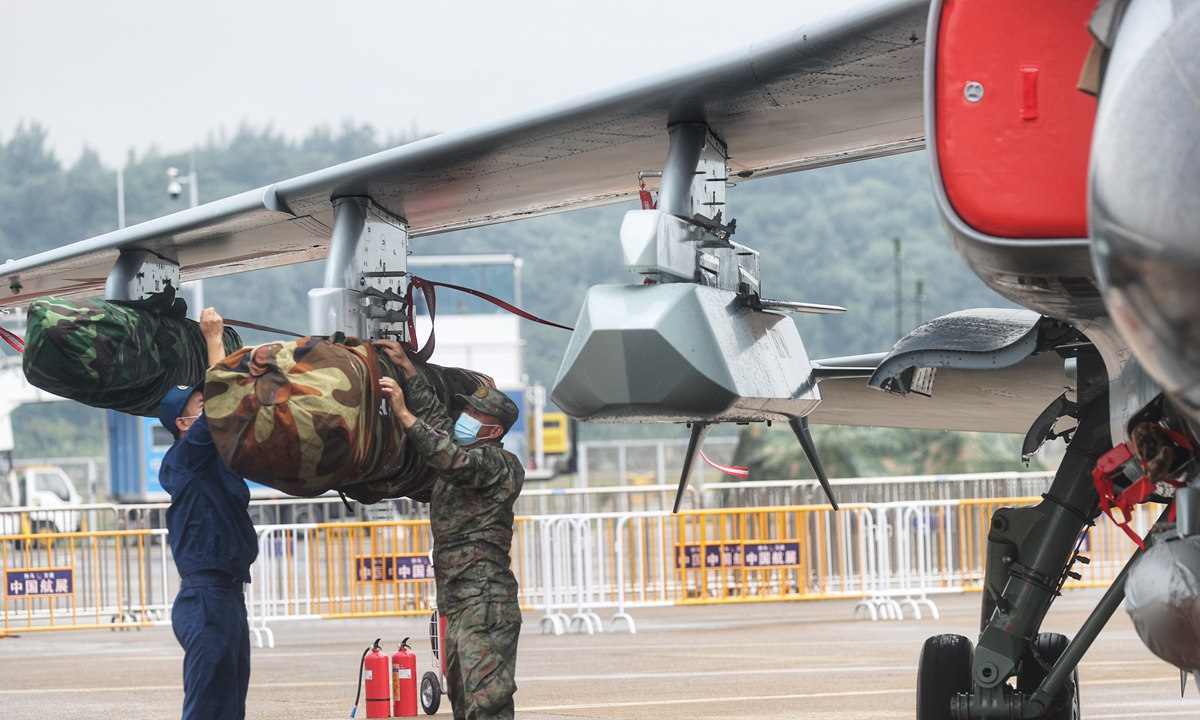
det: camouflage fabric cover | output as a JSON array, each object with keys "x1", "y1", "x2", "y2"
[
  {"x1": 23, "y1": 290, "x2": 241, "y2": 417},
  {"x1": 443, "y1": 601, "x2": 521, "y2": 720},
  {"x1": 203, "y1": 336, "x2": 491, "y2": 504}
]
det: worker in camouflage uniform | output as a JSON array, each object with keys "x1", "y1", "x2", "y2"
[{"x1": 375, "y1": 340, "x2": 524, "y2": 720}]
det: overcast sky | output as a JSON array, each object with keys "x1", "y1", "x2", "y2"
[{"x1": 2, "y1": 0, "x2": 859, "y2": 166}]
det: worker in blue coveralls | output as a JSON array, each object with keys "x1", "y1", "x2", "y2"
[{"x1": 158, "y1": 307, "x2": 258, "y2": 720}]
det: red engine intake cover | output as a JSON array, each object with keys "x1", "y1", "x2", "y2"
[{"x1": 936, "y1": 0, "x2": 1097, "y2": 239}]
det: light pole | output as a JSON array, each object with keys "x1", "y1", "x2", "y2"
[
  {"x1": 893, "y1": 237, "x2": 903, "y2": 343},
  {"x1": 166, "y1": 153, "x2": 199, "y2": 208},
  {"x1": 167, "y1": 153, "x2": 203, "y2": 318},
  {"x1": 116, "y1": 167, "x2": 126, "y2": 229}
]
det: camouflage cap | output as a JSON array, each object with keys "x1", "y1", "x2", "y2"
[{"x1": 456, "y1": 386, "x2": 519, "y2": 432}]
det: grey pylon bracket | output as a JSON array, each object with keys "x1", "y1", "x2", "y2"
[
  {"x1": 619, "y1": 123, "x2": 761, "y2": 297},
  {"x1": 104, "y1": 249, "x2": 180, "y2": 301},
  {"x1": 308, "y1": 197, "x2": 410, "y2": 341}
]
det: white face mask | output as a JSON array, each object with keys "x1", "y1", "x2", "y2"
[
  {"x1": 454, "y1": 413, "x2": 499, "y2": 446},
  {"x1": 454, "y1": 413, "x2": 482, "y2": 445}
]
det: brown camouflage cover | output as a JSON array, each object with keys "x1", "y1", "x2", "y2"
[{"x1": 203, "y1": 336, "x2": 491, "y2": 504}]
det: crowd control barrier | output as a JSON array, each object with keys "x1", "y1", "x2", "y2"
[
  {"x1": 3, "y1": 495, "x2": 1159, "y2": 639},
  {"x1": 704, "y1": 471, "x2": 1056, "y2": 507},
  {"x1": 1, "y1": 528, "x2": 173, "y2": 634}
]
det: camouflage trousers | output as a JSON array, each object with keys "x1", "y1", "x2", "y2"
[{"x1": 444, "y1": 601, "x2": 522, "y2": 720}]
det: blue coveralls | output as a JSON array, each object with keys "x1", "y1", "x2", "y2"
[{"x1": 160, "y1": 414, "x2": 259, "y2": 720}]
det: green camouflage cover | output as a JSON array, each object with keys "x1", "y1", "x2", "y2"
[
  {"x1": 23, "y1": 290, "x2": 241, "y2": 417},
  {"x1": 203, "y1": 336, "x2": 491, "y2": 504}
]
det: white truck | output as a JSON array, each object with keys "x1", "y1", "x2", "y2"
[{"x1": 0, "y1": 465, "x2": 83, "y2": 536}]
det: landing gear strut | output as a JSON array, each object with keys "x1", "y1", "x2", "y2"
[{"x1": 918, "y1": 393, "x2": 1115, "y2": 719}]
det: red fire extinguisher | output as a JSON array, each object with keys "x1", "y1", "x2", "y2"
[
  {"x1": 438, "y1": 613, "x2": 448, "y2": 678},
  {"x1": 352, "y1": 638, "x2": 392, "y2": 718},
  {"x1": 392, "y1": 637, "x2": 418, "y2": 717}
]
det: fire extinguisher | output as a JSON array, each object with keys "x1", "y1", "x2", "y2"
[
  {"x1": 352, "y1": 638, "x2": 392, "y2": 718},
  {"x1": 392, "y1": 637, "x2": 418, "y2": 717},
  {"x1": 438, "y1": 613, "x2": 448, "y2": 678}
]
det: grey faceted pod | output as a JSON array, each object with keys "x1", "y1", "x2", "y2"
[
  {"x1": 1125, "y1": 537, "x2": 1200, "y2": 673},
  {"x1": 550, "y1": 282, "x2": 820, "y2": 423}
]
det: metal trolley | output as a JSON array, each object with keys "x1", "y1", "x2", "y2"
[{"x1": 421, "y1": 607, "x2": 447, "y2": 715}]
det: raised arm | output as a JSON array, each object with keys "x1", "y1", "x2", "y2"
[
  {"x1": 373, "y1": 340, "x2": 452, "y2": 431},
  {"x1": 200, "y1": 308, "x2": 226, "y2": 367}
]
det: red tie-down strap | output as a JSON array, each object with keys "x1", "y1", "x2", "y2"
[
  {"x1": 400, "y1": 276, "x2": 574, "y2": 362},
  {"x1": 0, "y1": 324, "x2": 24, "y2": 354},
  {"x1": 701, "y1": 451, "x2": 749, "y2": 479},
  {"x1": 638, "y1": 178, "x2": 657, "y2": 210},
  {"x1": 1092, "y1": 434, "x2": 1187, "y2": 549}
]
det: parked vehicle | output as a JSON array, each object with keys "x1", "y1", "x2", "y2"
[{"x1": 0, "y1": 465, "x2": 83, "y2": 535}]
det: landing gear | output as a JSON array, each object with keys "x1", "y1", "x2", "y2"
[
  {"x1": 919, "y1": 393, "x2": 1112, "y2": 719},
  {"x1": 917, "y1": 635, "x2": 973, "y2": 720},
  {"x1": 1016, "y1": 633, "x2": 1079, "y2": 720}
]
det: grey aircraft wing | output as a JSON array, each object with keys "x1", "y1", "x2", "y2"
[
  {"x1": 808, "y1": 309, "x2": 1076, "y2": 434},
  {"x1": 0, "y1": 0, "x2": 927, "y2": 308},
  {"x1": 809, "y1": 353, "x2": 1069, "y2": 434}
]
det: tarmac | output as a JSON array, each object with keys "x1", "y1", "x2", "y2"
[{"x1": 1, "y1": 588, "x2": 1196, "y2": 719}]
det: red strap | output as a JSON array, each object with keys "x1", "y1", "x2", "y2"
[
  {"x1": 1153, "y1": 422, "x2": 1195, "y2": 451},
  {"x1": 401, "y1": 276, "x2": 573, "y2": 361},
  {"x1": 1092, "y1": 442, "x2": 1158, "y2": 549},
  {"x1": 0, "y1": 325, "x2": 24, "y2": 354},
  {"x1": 638, "y1": 179, "x2": 657, "y2": 210},
  {"x1": 700, "y1": 451, "x2": 749, "y2": 479},
  {"x1": 403, "y1": 277, "x2": 439, "y2": 362}
]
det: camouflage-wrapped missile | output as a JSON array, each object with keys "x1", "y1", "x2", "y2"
[
  {"x1": 203, "y1": 336, "x2": 493, "y2": 504},
  {"x1": 22, "y1": 290, "x2": 241, "y2": 417}
]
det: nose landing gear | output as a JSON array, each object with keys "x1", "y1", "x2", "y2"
[{"x1": 917, "y1": 394, "x2": 1111, "y2": 720}]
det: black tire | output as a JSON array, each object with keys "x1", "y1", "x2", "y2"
[
  {"x1": 1017, "y1": 632, "x2": 1079, "y2": 720},
  {"x1": 917, "y1": 634, "x2": 973, "y2": 720},
  {"x1": 420, "y1": 671, "x2": 441, "y2": 715}
]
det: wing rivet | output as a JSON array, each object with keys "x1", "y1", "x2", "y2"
[{"x1": 964, "y1": 82, "x2": 985, "y2": 103}]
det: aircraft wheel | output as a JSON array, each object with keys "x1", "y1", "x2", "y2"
[
  {"x1": 917, "y1": 634, "x2": 973, "y2": 720},
  {"x1": 1017, "y1": 633, "x2": 1079, "y2": 720},
  {"x1": 420, "y1": 671, "x2": 441, "y2": 715}
]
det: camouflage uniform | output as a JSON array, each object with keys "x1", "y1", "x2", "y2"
[{"x1": 400, "y1": 373, "x2": 524, "y2": 720}]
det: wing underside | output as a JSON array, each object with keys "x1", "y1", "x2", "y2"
[
  {"x1": 809, "y1": 309, "x2": 1074, "y2": 434},
  {"x1": 0, "y1": 0, "x2": 928, "y2": 308},
  {"x1": 811, "y1": 353, "x2": 1067, "y2": 434}
]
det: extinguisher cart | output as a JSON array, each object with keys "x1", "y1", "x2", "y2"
[{"x1": 421, "y1": 607, "x2": 448, "y2": 715}]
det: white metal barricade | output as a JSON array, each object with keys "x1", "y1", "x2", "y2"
[{"x1": 8, "y1": 493, "x2": 1160, "y2": 639}]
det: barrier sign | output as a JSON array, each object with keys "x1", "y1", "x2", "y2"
[
  {"x1": 6, "y1": 568, "x2": 73, "y2": 598},
  {"x1": 676, "y1": 542, "x2": 800, "y2": 569},
  {"x1": 355, "y1": 555, "x2": 433, "y2": 583}
]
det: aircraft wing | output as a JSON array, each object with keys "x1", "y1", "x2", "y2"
[
  {"x1": 0, "y1": 0, "x2": 927, "y2": 307},
  {"x1": 809, "y1": 309, "x2": 1074, "y2": 434},
  {"x1": 810, "y1": 353, "x2": 1068, "y2": 434}
]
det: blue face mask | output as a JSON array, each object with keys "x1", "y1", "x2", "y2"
[{"x1": 454, "y1": 413, "x2": 483, "y2": 446}]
